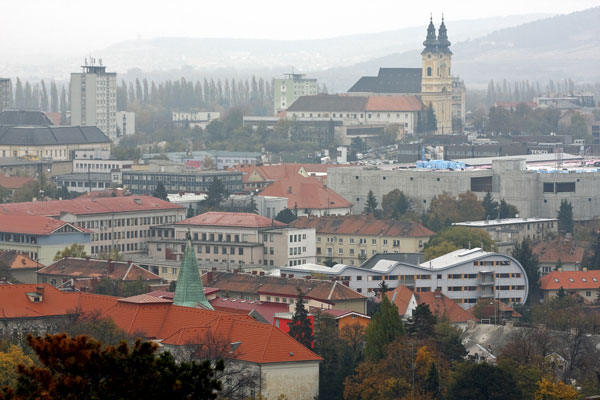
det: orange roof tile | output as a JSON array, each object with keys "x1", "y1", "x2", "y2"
[
  {"x1": 532, "y1": 238, "x2": 585, "y2": 264},
  {"x1": 365, "y1": 96, "x2": 424, "y2": 112},
  {"x1": 539, "y1": 270, "x2": 600, "y2": 291},
  {"x1": 258, "y1": 176, "x2": 352, "y2": 210},
  {"x1": 0, "y1": 214, "x2": 88, "y2": 235},
  {"x1": 39, "y1": 258, "x2": 162, "y2": 282},
  {"x1": 291, "y1": 214, "x2": 434, "y2": 238},
  {"x1": 386, "y1": 286, "x2": 414, "y2": 315},
  {"x1": 0, "y1": 174, "x2": 34, "y2": 190},
  {"x1": 415, "y1": 291, "x2": 476, "y2": 323},
  {"x1": 177, "y1": 211, "x2": 284, "y2": 228},
  {"x1": 0, "y1": 250, "x2": 41, "y2": 270},
  {"x1": 0, "y1": 195, "x2": 183, "y2": 217}
]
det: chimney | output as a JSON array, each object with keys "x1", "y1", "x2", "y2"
[
  {"x1": 128, "y1": 260, "x2": 132, "y2": 265},
  {"x1": 252, "y1": 270, "x2": 257, "y2": 275},
  {"x1": 281, "y1": 273, "x2": 286, "y2": 277},
  {"x1": 36, "y1": 286, "x2": 44, "y2": 295},
  {"x1": 259, "y1": 271, "x2": 265, "y2": 276},
  {"x1": 212, "y1": 267, "x2": 217, "y2": 272},
  {"x1": 305, "y1": 275, "x2": 311, "y2": 280},
  {"x1": 206, "y1": 271, "x2": 213, "y2": 283}
]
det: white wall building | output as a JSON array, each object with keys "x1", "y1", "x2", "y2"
[
  {"x1": 172, "y1": 111, "x2": 220, "y2": 129},
  {"x1": 279, "y1": 248, "x2": 529, "y2": 308},
  {"x1": 70, "y1": 60, "x2": 117, "y2": 141}
]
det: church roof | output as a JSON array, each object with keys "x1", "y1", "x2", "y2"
[
  {"x1": 348, "y1": 68, "x2": 422, "y2": 94},
  {"x1": 173, "y1": 236, "x2": 214, "y2": 310},
  {"x1": 0, "y1": 125, "x2": 111, "y2": 146},
  {"x1": 0, "y1": 110, "x2": 53, "y2": 126}
]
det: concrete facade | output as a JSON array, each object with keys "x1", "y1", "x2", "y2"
[
  {"x1": 328, "y1": 159, "x2": 600, "y2": 220},
  {"x1": 0, "y1": 79, "x2": 11, "y2": 111}
]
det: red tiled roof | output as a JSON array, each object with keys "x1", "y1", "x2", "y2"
[
  {"x1": 415, "y1": 291, "x2": 477, "y2": 323},
  {"x1": 76, "y1": 189, "x2": 127, "y2": 199},
  {"x1": 118, "y1": 294, "x2": 173, "y2": 304},
  {"x1": 386, "y1": 286, "x2": 414, "y2": 315},
  {"x1": 210, "y1": 298, "x2": 289, "y2": 324},
  {"x1": 0, "y1": 195, "x2": 183, "y2": 217},
  {"x1": 0, "y1": 250, "x2": 41, "y2": 270},
  {"x1": 532, "y1": 238, "x2": 585, "y2": 264},
  {"x1": 38, "y1": 258, "x2": 162, "y2": 282},
  {"x1": 177, "y1": 211, "x2": 284, "y2": 228},
  {"x1": 233, "y1": 163, "x2": 351, "y2": 184},
  {"x1": 0, "y1": 174, "x2": 34, "y2": 190},
  {"x1": 365, "y1": 96, "x2": 424, "y2": 112},
  {"x1": 204, "y1": 272, "x2": 366, "y2": 303},
  {"x1": 259, "y1": 176, "x2": 352, "y2": 210},
  {"x1": 539, "y1": 270, "x2": 600, "y2": 290},
  {"x1": 291, "y1": 214, "x2": 434, "y2": 238},
  {"x1": 0, "y1": 215, "x2": 87, "y2": 235}
]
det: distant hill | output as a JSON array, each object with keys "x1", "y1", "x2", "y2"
[{"x1": 316, "y1": 7, "x2": 600, "y2": 91}]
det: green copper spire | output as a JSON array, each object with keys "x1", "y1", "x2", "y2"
[{"x1": 173, "y1": 232, "x2": 214, "y2": 310}]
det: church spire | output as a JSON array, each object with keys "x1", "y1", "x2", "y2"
[
  {"x1": 173, "y1": 231, "x2": 214, "y2": 310},
  {"x1": 422, "y1": 15, "x2": 438, "y2": 54},
  {"x1": 437, "y1": 14, "x2": 452, "y2": 54}
]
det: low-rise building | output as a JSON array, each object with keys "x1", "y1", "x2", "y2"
[
  {"x1": 54, "y1": 172, "x2": 116, "y2": 193},
  {"x1": 0, "y1": 174, "x2": 34, "y2": 196},
  {"x1": 280, "y1": 248, "x2": 529, "y2": 308},
  {"x1": 37, "y1": 257, "x2": 162, "y2": 287},
  {"x1": 122, "y1": 168, "x2": 243, "y2": 195},
  {"x1": 291, "y1": 214, "x2": 433, "y2": 265},
  {"x1": 0, "y1": 196, "x2": 185, "y2": 256},
  {"x1": 172, "y1": 111, "x2": 220, "y2": 129},
  {"x1": 147, "y1": 212, "x2": 315, "y2": 270},
  {"x1": 532, "y1": 237, "x2": 585, "y2": 275},
  {"x1": 203, "y1": 271, "x2": 368, "y2": 314},
  {"x1": 0, "y1": 215, "x2": 90, "y2": 266},
  {"x1": 0, "y1": 250, "x2": 42, "y2": 283},
  {"x1": 538, "y1": 269, "x2": 600, "y2": 302},
  {"x1": 454, "y1": 217, "x2": 558, "y2": 254}
]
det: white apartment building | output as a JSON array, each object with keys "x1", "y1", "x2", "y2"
[
  {"x1": 70, "y1": 60, "x2": 117, "y2": 140},
  {"x1": 273, "y1": 73, "x2": 319, "y2": 115},
  {"x1": 279, "y1": 248, "x2": 529, "y2": 308}
]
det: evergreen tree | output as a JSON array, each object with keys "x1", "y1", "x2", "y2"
[
  {"x1": 186, "y1": 204, "x2": 195, "y2": 218},
  {"x1": 589, "y1": 232, "x2": 600, "y2": 270},
  {"x1": 203, "y1": 178, "x2": 229, "y2": 209},
  {"x1": 50, "y1": 81, "x2": 59, "y2": 112},
  {"x1": 364, "y1": 292, "x2": 404, "y2": 362},
  {"x1": 275, "y1": 208, "x2": 297, "y2": 224},
  {"x1": 556, "y1": 286, "x2": 567, "y2": 299},
  {"x1": 482, "y1": 192, "x2": 498, "y2": 219},
  {"x1": 557, "y1": 199, "x2": 574, "y2": 234},
  {"x1": 408, "y1": 303, "x2": 437, "y2": 339},
  {"x1": 288, "y1": 289, "x2": 313, "y2": 349},
  {"x1": 40, "y1": 80, "x2": 49, "y2": 111},
  {"x1": 498, "y1": 199, "x2": 518, "y2": 219},
  {"x1": 152, "y1": 182, "x2": 168, "y2": 201},
  {"x1": 247, "y1": 197, "x2": 258, "y2": 214},
  {"x1": 60, "y1": 86, "x2": 68, "y2": 124},
  {"x1": 364, "y1": 190, "x2": 378, "y2": 215},
  {"x1": 14, "y1": 78, "x2": 24, "y2": 108},
  {"x1": 426, "y1": 103, "x2": 438, "y2": 133},
  {"x1": 512, "y1": 238, "x2": 540, "y2": 303},
  {"x1": 424, "y1": 362, "x2": 441, "y2": 399}
]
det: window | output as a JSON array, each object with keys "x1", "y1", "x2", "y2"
[{"x1": 427, "y1": 67, "x2": 432, "y2": 76}]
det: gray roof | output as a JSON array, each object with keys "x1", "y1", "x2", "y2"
[
  {"x1": 55, "y1": 172, "x2": 112, "y2": 182},
  {"x1": 360, "y1": 252, "x2": 424, "y2": 269},
  {"x1": 286, "y1": 95, "x2": 368, "y2": 112},
  {"x1": 0, "y1": 110, "x2": 53, "y2": 126},
  {"x1": 348, "y1": 68, "x2": 422, "y2": 94},
  {"x1": 0, "y1": 126, "x2": 111, "y2": 146}
]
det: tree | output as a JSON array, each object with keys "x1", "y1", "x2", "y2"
[
  {"x1": 54, "y1": 243, "x2": 88, "y2": 261},
  {"x1": 434, "y1": 321, "x2": 467, "y2": 362},
  {"x1": 426, "y1": 103, "x2": 438, "y2": 133},
  {"x1": 0, "y1": 334, "x2": 223, "y2": 400},
  {"x1": 588, "y1": 232, "x2": 600, "y2": 270},
  {"x1": 364, "y1": 190, "x2": 378, "y2": 215},
  {"x1": 498, "y1": 199, "x2": 519, "y2": 219},
  {"x1": 482, "y1": 192, "x2": 498, "y2": 220},
  {"x1": 186, "y1": 204, "x2": 195, "y2": 218},
  {"x1": 246, "y1": 197, "x2": 258, "y2": 214},
  {"x1": 288, "y1": 289, "x2": 313, "y2": 349},
  {"x1": 534, "y1": 377, "x2": 578, "y2": 400},
  {"x1": 381, "y1": 189, "x2": 412, "y2": 219},
  {"x1": 152, "y1": 182, "x2": 168, "y2": 201},
  {"x1": 202, "y1": 178, "x2": 229, "y2": 210},
  {"x1": 407, "y1": 303, "x2": 437, "y2": 339},
  {"x1": 557, "y1": 200, "x2": 574, "y2": 235},
  {"x1": 275, "y1": 208, "x2": 296, "y2": 224},
  {"x1": 424, "y1": 226, "x2": 496, "y2": 260},
  {"x1": 446, "y1": 362, "x2": 523, "y2": 400},
  {"x1": 457, "y1": 191, "x2": 485, "y2": 222},
  {"x1": 364, "y1": 293, "x2": 404, "y2": 362},
  {"x1": 0, "y1": 345, "x2": 34, "y2": 390},
  {"x1": 512, "y1": 238, "x2": 540, "y2": 303},
  {"x1": 92, "y1": 277, "x2": 149, "y2": 298}
]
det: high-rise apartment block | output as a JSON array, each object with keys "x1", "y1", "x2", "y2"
[
  {"x1": 273, "y1": 73, "x2": 318, "y2": 115},
  {"x1": 0, "y1": 79, "x2": 11, "y2": 111},
  {"x1": 70, "y1": 59, "x2": 117, "y2": 140}
]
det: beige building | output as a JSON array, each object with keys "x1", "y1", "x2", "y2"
[
  {"x1": 539, "y1": 270, "x2": 600, "y2": 302},
  {"x1": 290, "y1": 214, "x2": 434, "y2": 265},
  {"x1": 147, "y1": 212, "x2": 315, "y2": 275},
  {"x1": 0, "y1": 196, "x2": 186, "y2": 257}
]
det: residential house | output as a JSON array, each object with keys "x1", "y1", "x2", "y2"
[
  {"x1": 259, "y1": 175, "x2": 352, "y2": 217},
  {"x1": 0, "y1": 214, "x2": 91, "y2": 266},
  {"x1": 0, "y1": 174, "x2": 34, "y2": 197},
  {"x1": 203, "y1": 271, "x2": 368, "y2": 314},
  {"x1": 290, "y1": 214, "x2": 433, "y2": 265},
  {"x1": 0, "y1": 195, "x2": 186, "y2": 256},
  {"x1": 37, "y1": 257, "x2": 163, "y2": 287},
  {"x1": 147, "y1": 212, "x2": 315, "y2": 274},
  {"x1": 539, "y1": 270, "x2": 600, "y2": 302},
  {"x1": 532, "y1": 237, "x2": 585, "y2": 275},
  {"x1": 0, "y1": 250, "x2": 42, "y2": 283}
]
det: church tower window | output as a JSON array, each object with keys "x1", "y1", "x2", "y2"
[{"x1": 427, "y1": 67, "x2": 432, "y2": 77}]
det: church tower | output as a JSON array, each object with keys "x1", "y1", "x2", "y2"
[
  {"x1": 421, "y1": 16, "x2": 453, "y2": 134},
  {"x1": 173, "y1": 231, "x2": 214, "y2": 310}
]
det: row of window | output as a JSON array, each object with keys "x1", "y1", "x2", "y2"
[
  {"x1": 80, "y1": 215, "x2": 177, "y2": 230},
  {"x1": 289, "y1": 233, "x2": 307, "y2": 243},
  {"x1": 319, "y1": 236, "x2": 419, "y2": 247},
  {"x1": 473, "y1": 260, "x2": 511, "y2": 266},
  {"x1": 91, "y1": 242, "x2": 141, "y2": 253},
  {"x1": 447, "y1": 273, "x2": 522, "y2": 279}
]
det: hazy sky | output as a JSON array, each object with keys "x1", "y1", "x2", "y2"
[{"x1": 2, "y1": 0, "x2": 599, "y2": 56}]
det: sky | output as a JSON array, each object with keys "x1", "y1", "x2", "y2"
[{"x1": 1, "y1": 0, "x2": 600, "y2": 57}]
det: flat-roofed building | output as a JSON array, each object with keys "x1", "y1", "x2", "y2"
[
  {"x1": 279, "y1": 248, "x2": 529, "y2": 308},
  {"x1": 122, "y1": 168, "x2": 243, "y2": 195},
  {"x1": 0, "y1": 196, "x2": 185, "y2": 256}
]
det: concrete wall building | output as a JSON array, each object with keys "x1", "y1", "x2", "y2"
[
  {"x1": 147, "y1": 212, "x2": 315, "y2": 270},
  {"x1": 280, "y1": 248, "x2": 529, "y2": 308},
  {"x1": 273, "y1": 73, "x2": 318, "y2": 115},
  {"x1": 454, "y1": 217, "x2": 558, "y2": 254},
  {"x1": 115, "y1": 111, "x2": 135, "y2": 137},
  {"x1": 0, "y1": 250, "x2": 41, "y2": 284},
  {"x1": 0, "y1": 79, "x2": 11, "y2": 111},
  {"x1": 290, "y1": 215, "x2": 434, "y2": 265},
  {"x1": 122, "y1": 168, "x2": 243, "y2": 195},
  {"x1": 328, "y1": 158, "x2": 600, "y2": 220},
  {"x1": 0, "y1": 215, "x2": 90, "y2": 266},
  {"x1": 0, "y1": 196, "x2": 186, "y2": 256},
  {"x1": 54, "y1": 172, "x2": 116, "y2": 193},
  {"x1": 70, "y1": 61, "x2": 117, "y2": 140}
]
